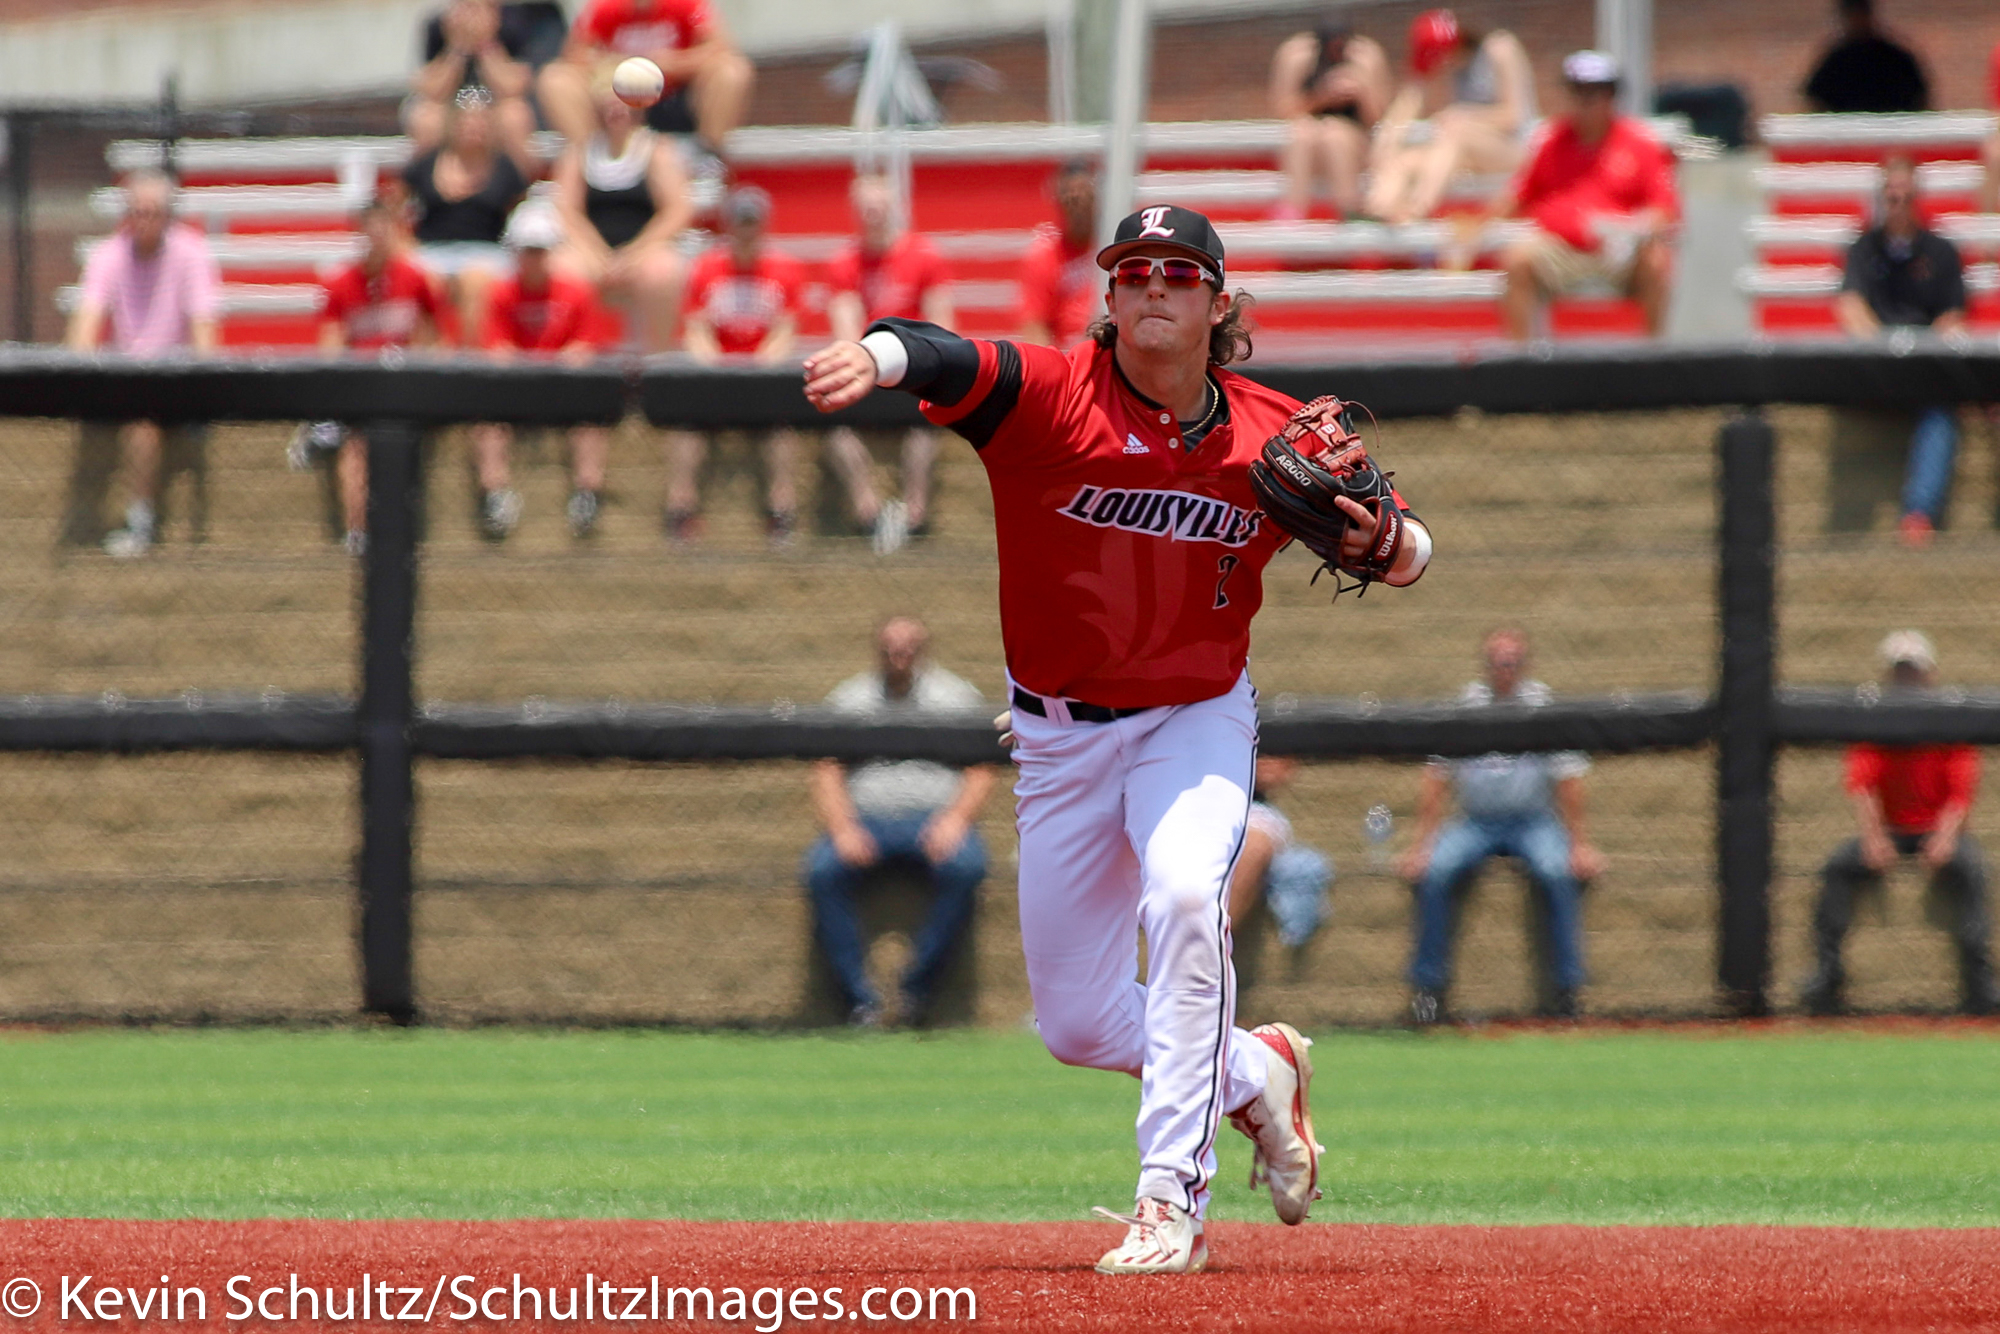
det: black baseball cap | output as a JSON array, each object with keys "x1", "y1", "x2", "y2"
[{"x1": 1096, "y1": 205, "x2": 1226, "y2": 283}]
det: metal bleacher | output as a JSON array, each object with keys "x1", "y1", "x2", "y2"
[
  {"x1": 85, "y1": 114, "x2": 1710, "y2": 353},
  {"x1": 1739, "y1": 112, "x2": 2000, "y2": 337}
]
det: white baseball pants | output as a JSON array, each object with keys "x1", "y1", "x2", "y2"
[{"x1": 1010, "y1": 672, "x2": 1270, "y2": 1217}]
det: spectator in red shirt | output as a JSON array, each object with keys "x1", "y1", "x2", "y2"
[
  {"x1": 824, "y1": 172, "x2": 953, "y2": 554},
  {"x1": 1802, "y1": 631, "x2": 1997, "y2": 1017},
  {"x1": 536, "y1": 0, "x2": 752, "y2": 164},
  {"x1": 666, "y1": 186, "x2": 805, "y2": 547},
  {"x1": 310, "y1": 198, "x2": 449, "y2": 555},
  {"x1": 1489, "y1": 51, "x2": 1678, "y2": 341},
  {"x1": 469, "y1": 203, "x2": 615, "y2": 540},
  {"x1": 1017, "y1": 161, "x2": 1099, "y2": 350}
]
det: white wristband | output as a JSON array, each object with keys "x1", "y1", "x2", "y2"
[
  {"x1": 859, "y1": 330, "x2": 909, "y2": 388},
  {"x1": 1385, "y1": 519, "x2": 1432, "y2": 586}
]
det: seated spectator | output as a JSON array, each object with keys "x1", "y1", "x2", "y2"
[
  {"x1": 1270, "y1": 16, "x2": 1391, "y2": 220},
  {"x1": 824, "y1": 172, "x2": 952, "y2": 553},
  {"x1": 469, "y1": 203, "x2": 615, "y2": 540},
  {"x1": 1802, "y1": 0, "x2": 1928, "y2": 114},
  {"x1": 551, "y1": 70, "x2": 692, "y2": 352},
  {"x1": 308, "y1": 198, "x2": 449, "y2": 555},
  {"x1": 63, "y1": 170, "x2": 220, "y2": 559},
  {"x1": 1017, "y1": 161, "x2": 1100, "y2": 350},
  {"x1": 1802, "y1": 631, "x2": 1997, "y2": 1017},
  {"x1": 1227, "y1": 758, "x2": 1336, "y2": 949},
  {"x1": 1836, "y1": 155, "x2": 1965, "y2": 548},
  {"x1": 536, "y1": 0, "x2": 753, "y2": 166},
  {"x1": 805, "y1": 617, "x2": 995, "y2": 1027},
  {"x1": 406, "y1": 0, "x2": 538, "y2": 160},
  {"x1": 665, "y1": 186, "x2": 804, "y2": 547},
  {"x1": 403, "y1": 86, "x2": 536, "y2": 343},
  {"x1": 1490, "y1": 51, "x2": 1677, "y2": 341},
  {"x1": 1398, "y1": 628, "x2": 1607, "y2": 1024},
  {"x1": 1365, "y1": 8, "x2": 1535, "y2": 227}
]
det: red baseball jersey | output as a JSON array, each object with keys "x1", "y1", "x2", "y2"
[
  {"x1": 1018, "y1": 225, "x2": 1102, "y2": 349},
  {"x1": 917, "y1": 337, "x2": 1319, "y2": 709},
  {"x1": 1845, "y1": 743, "x2": 1980, "y2": 833},
  {"x1": 1512, "y1": 116, "x2": 1678, "y2": 253},
  {"x1": 684, "y1": 245, "x2": 804, "y2": 355},
  {"x1": 576, "y1": 0, "x2": 711, "y2": 57},
  {"x1": 321, "y1": 254, "x2": 445, "y2": 350},
  {"x1": 828, "y1": 233, "x2": 947, "y2": 323},
  {"x1": 480, "y1": 272, "x2": 608, "y2": 352}
]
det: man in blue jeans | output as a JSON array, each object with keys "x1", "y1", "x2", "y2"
[
  {"x1": 806, "y1": 617, "x2": 996, "y2": 1026},
  {"x1": 1398, "y1": 628, "x2": 1608, "y2": 1024},
  {"x1": 1836, "y1": 154, "x2": 1967, "y2": 549}
]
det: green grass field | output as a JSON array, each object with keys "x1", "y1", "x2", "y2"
[{"x1": 2, "y1": 1027, "x2": 1996, "y2": 1227}]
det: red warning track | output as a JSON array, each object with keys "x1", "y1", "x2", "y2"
[{"x1": 3, "y1": 1219, "x2": 1996, "y2": 1333}]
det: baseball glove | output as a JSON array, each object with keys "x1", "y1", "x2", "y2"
[{"x1": 1247, "y1": 394, "x2": 1407, "y2": 595}]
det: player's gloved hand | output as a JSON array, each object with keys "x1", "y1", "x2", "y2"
[
  {"x1": 803, "y1": 341, "x2": 879, "y2": 413},
  {"x1": 993, "y1": 709, "x2": 1016, "y2": 748},
  {"x1": 1248, "y1": 395, "x2": 1410, "y2": 595}
]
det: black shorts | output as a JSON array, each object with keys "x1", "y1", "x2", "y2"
[{"x1": 644, "y1": 84, "x2": 699, "y2": 136}]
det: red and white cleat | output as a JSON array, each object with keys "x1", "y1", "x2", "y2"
[
  {"x1": 1092, "y1": 1197, "x2": 1208, "y2": 1275},
  {"x1": 1228, "y1": 1021, "x2": 1324, "y2": 1225}
]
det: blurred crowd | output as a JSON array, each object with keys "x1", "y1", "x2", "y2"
[{"x1": 58, "y1": 0, "x2": 2000, "y2": 558}]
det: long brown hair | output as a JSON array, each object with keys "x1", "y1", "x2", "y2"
[{"x1": 1087, "y1": 290, "x2": 1256, "y2": 366}]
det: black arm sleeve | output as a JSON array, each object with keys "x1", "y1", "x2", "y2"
[
  {"x1": 866, "y1": 318, "x2": 1028, "y2": 449},
  {"x1": 867, "y1": 318, "x2": 984, "y2": 406}
]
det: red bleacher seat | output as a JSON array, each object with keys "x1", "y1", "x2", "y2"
[{"x1": 87, "y1": 115, "x2": 1706, "y2": 354}]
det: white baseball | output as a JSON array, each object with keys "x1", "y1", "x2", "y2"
[{"x1": 611, "y1": 57, "x2": 665, "y2": 109}]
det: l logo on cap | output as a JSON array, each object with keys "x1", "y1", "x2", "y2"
[{"x1": 1137, "y1": 206, "x2": 1174, "y2": 239}]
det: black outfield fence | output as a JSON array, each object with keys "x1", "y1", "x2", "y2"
[{"x1": 3, "y1": 339, "x2": 1997, "y2": 1021}]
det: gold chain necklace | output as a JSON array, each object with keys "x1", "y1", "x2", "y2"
[{"x1": 1182, "y1": 377, "x2": 1221, "y2": 438}]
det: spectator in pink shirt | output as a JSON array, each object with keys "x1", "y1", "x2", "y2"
[{"x1": 64, "y1": 171, "x2": 222, "y2": 558}]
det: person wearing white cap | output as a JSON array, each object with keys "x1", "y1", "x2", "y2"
[
  {"x1": 1475, "y1": 50, "x2": 1679, "y2": 340},
  {"x1": 1802, "y1": 631, "x2": 1997, "y2": 1017},
  {"x1": 469, "y1": 202, "x2": 617, "y2": 539}
]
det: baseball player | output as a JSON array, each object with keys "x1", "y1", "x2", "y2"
[{"x1": 804, "y1": 203, "x2": 1431, "y2": 1274}]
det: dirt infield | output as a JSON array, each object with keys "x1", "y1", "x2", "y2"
[{"x1": 3, "y1": 1220, "x2": 1996, "y2": 1333}]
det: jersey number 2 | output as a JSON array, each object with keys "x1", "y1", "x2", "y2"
[{"x1": 1213, "y1": 555, "x2": 1240, "y2": 609}]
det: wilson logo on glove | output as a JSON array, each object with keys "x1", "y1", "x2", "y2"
[{"x1": 1247, "y1": 394, "x2": 1409, "y2": 596}]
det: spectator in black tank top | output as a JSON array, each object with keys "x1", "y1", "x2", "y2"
[
  {"x1": 552, "y1": 71, "x2": 692, "y2": 350},
  {"x1": 1269, "y1": 18, "x2": 1390, "y2": 219},
  {"x1": 404, "y1": 0, "x2": 537, "y2": 161},
  {"x1": 404, "y1": 87, "x2": 536, "y2": 340}
]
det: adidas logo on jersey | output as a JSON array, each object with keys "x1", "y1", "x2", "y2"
[
  {"x1": 1123, "y1": 434, "x2": 1150, "y2": 455},
  {"x1": 1058, "y1": 484, "x2": 1264, "y2": 547}
]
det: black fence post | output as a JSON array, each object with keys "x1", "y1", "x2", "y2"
[
  {"x1": 1716, "y1": 411, "x2": 1776, "y2": 1016},
  {"x1": 359, "y1": 420, "x2": 422, "y2": 1023}
]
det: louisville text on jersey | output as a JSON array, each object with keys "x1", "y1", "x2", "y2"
[{"x1": 1058, "y1": 485, "x2": 1266, "y2": 547}]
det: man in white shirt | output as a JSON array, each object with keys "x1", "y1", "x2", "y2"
[
  {"x1": 1398, "y1": 628, "x2": 1607, "y2": 1023},
  {"x1": 806, "y1": 617, "x2": 995, "y2": 1025}
]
